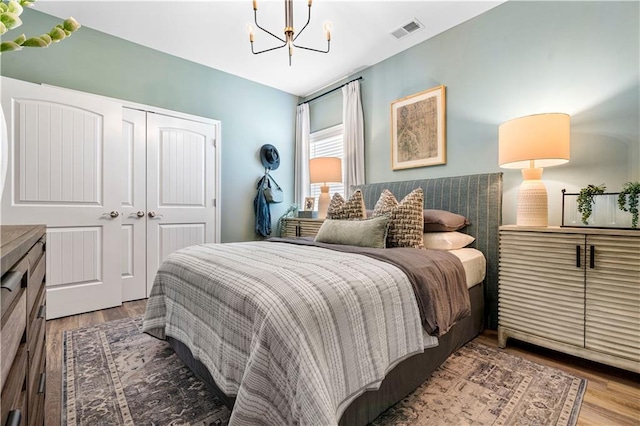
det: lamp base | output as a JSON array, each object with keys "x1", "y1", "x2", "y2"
[
  {"x1": 516, "y1": 168, "x2": 548, "y2": 227},
  {"x1": 317, "y1": 185, "x2": 330, "y2": 219}
]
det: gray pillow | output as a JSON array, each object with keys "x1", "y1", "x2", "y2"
[
  {"x1": 315, "y1": 216, "x2": 391, "y2": 248},
  {"x1": 423, "y1": 209, "x2": 470, "y2": 232}
]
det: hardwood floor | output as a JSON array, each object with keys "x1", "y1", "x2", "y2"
[{"x1": 46, "y1": 301, "x2": 639, "y2": 426}]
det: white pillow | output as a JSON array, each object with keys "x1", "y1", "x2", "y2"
[{"x1": 422, "y1": 232, "x2": 475, "y2": 250}]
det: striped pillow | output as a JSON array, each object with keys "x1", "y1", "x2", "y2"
[
  {"x1": 372, "y1": 188, "x2": 424, "y2": 249},
  {"x1": 327, "y1": 189, "x2": 367, "y2": 220}
]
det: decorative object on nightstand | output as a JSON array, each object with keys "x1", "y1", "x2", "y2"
[
  {"x1": 499, "y1": 113, "x2": 570, "y2": 227},
  {"x1": 576, "y1": 184, "x2": 606, "y2": 225},
  {"x1": 561, "y1": 188, "x2": 635, "y2": 229},
  {"x1": 298, "y1": 195, "x2": 317, "y2": 219},
  {"x1": 618, "y1": 181, "x2": 640, "y2": 228},
  {"x1": 309, "y1": 157, "x2": 342, "y2": 220}
]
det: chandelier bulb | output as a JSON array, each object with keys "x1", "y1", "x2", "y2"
[
  {"x1": 324, "y1": 22, "x2": 332, "y2": 41},
  {"x1": 253, "y1": 0, "x2": 257, "y2": 10},
  {"x1": 308, "y1": 0, "x2": 312, "y2": 6},
  {"x1": 247, "y1": 24, "x2": 255, "y2": 42}
]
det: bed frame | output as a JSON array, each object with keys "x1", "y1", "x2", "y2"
[{"x1": 169, "y1": 172, "x2": 503, "y2": 425}]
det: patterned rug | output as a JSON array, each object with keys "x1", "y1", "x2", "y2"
[{"x1": 62, "y1": 317, "x2": 586, "y2": 425}]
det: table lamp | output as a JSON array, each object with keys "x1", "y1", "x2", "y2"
[
  {"x1": 499, "y1": 113, "x2": 570, "y2": 227},
  {"x1": 309, "y1": 157, "x2": 342, "y2": 219}
]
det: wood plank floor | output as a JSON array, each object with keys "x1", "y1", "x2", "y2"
[{"x1": 46, "y1": 300, "x2": 640, "y2": 426}]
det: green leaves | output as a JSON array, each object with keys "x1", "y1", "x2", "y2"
[
  {"x1": 0, "y1": 0, "x2": 80, "y2": 54},
  {"x1": 618, "y1": 182, "x2": 640, "y2": 228},
  {"x1": 576, "y1": 184, "x2": 606, "y2": 225}
]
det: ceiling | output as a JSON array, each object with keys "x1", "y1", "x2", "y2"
[{"x1": 35, "y1": 1, "x2": 505, "y2": 97}]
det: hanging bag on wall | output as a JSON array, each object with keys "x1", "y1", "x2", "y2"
[{"x1": 264, "y1": 174, "x2": 284, "y2": 203}]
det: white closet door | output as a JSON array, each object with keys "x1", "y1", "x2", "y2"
[
  {"x1": 146, "y1": 112, "x2": 218, "y2": 295},
  {"x1": 121, "y1": 108, "x2": 147, "y2": 301},
  {"x1": 1, "y1": 77, "x2": 123, "y2": 319}
]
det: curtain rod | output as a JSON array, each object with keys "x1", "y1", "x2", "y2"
[{"x1": 297, "y1": 76, "x2": 363, "y2": 106}]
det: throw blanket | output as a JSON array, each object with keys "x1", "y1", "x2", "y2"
[
  {"x1": 143, "y1": 241, "x2": 467, "y2": 425},
  {"x1": 268, "y1": 237, "x2": 470, "y2": 336}
]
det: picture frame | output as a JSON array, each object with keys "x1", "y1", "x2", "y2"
[
  {"x1": 304, "y1": 196, "x2": 315, "y2": 211},
  {"x1": 390, "y1": 85, "x2": 446, "y2": 170}
]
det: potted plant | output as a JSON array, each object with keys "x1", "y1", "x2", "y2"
[
  {"x1": 577, "y1": 184, "x2": 606, "y2": 225},
  {"x1": 618, "y1": 181, "x2": 640, "y2": 228}
]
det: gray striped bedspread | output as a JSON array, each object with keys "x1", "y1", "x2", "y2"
[{"x1": 142, "y1": 241, "x2": 466, "y2": 425}]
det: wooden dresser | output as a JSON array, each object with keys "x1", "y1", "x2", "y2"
[
  {"x1": 498, "y1": 225, "x2": 640, "y2": 373},
  {"x1": 1, "y1": 225, "x2": 47, "y2": 426}
]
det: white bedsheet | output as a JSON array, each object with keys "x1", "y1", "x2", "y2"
[
  {"x1": 451, "y1": 248, "x2": 486, "y2": 288},
  {"x1": 422, "y1": 248, "x2": 485, "y2": 348}
]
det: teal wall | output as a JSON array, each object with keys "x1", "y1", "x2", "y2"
[
  {"x1": 0, "y1": 8, "x2": 298, "y2": 242},
  {"x1": 305, "y1": 1, "x2": 639, "y2": 226}
]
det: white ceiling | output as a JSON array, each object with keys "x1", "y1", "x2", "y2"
[{"x1": 35, "y1": 0, "x2": 505, "y2": 97}]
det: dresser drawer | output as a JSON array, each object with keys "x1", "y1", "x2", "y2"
[
  {"x1": 27, "y1": 248, "x2": 45, "y2": 320},
  {"x1": 28, "y1": 285, "x2": 46, "y2": 344},
  {"x1": 1, "y1": 257, "x2": 28, "y2": 319},
  {"x1": 28, "y1": 350, "x2": 46, "y2": 426},
  {"x1": 0, "y1": 344, "x2": 27, "y2": 426},
  {"x1": 28, "y1": 315, "x2": 46, "y2": 393},
  {"x1": 1, "y1": 291, "x2": 27, "y2": 390}
]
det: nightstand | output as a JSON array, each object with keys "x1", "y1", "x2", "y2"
[
  {"x1": 281, "y1": 218, "x2": 325, "y2": 238},
  {"x1": 498, "y1": 225, "x2": 640, "y2": 373}
]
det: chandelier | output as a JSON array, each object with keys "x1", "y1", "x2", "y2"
[{"x1": 247, "y1": 0, "x2": 332, "y2": 66}]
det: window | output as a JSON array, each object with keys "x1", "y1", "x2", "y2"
[{"x1": 309, "y1": 124, "x2": 344, "y2": 199}]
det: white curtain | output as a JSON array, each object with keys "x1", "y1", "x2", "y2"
[
  {"x1": 294, "y1": 103, "x2": 310, "y2": 207},
  {"x1": 342, "y1": 80, "x2": 365, "y2": 195}
]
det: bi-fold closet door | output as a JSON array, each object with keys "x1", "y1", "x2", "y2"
[
  {"x1": 1, "y1": 77, "x2": 220, "y2": 319},
  {"x1": 122, "y1": 108, "x2": 219, "y2": 302}
]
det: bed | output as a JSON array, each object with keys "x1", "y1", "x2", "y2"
[{"x1": 143, "y1": 172, "x2": 503, "y2": 425}]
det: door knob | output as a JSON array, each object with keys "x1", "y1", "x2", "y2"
[
  {"x1": 102, "y1": 211, "x2": 120, "y2": 218},
  {"x1": 148, "y1": 211, "x2": 163, "y2": 218},
  {"x1": 136, "y1": 211, "x2": 145, "y2": 218}
]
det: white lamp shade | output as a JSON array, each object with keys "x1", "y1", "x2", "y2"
[
  {"x1": 309, "y1": 157, "x2": 342, "y2": 184},
  {"x1": 498, "y1": 113, "x2": 570, "y2": 169}
]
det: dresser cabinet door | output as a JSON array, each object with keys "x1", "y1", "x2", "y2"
[
  {"x1": 499, "y1": 231, "x2": 586, "y2": 346},
  {"x1": 585, "y1": 235, "x2": 640, "y2": 363}
]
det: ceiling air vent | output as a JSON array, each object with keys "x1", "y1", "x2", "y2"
[{"x1": 390, "y1": 19, "x2": 424, "y2": 40}]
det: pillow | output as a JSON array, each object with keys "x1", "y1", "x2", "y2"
[
  {"x1": 314, "y1": 216, "x2": 390, "y2": 249},
  {"x1": 422, "y1": 232, "x2": 475, "y2": 250},
  {"x1": 372, "y1": 188, "x2": 424, "y2": 249},
  {"x1": 327, "y1": 189, "x2": 367, "y2": 220},
  {"x1": 423, "y1": 209, "x2": 470, "y2": 232}
]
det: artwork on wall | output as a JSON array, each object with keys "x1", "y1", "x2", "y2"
[{"x1": 390, "y1": 85, "x2": 446, "y2": 170}]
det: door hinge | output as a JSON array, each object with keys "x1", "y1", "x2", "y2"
[
  {"x1": 212, "y1": 138, "x2": 216, "y2": 148},
  {"x1": 213, "y1": 198, "x2": 217, "y2": 207}
]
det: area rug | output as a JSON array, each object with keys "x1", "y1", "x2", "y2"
[{"x1": 62, "y1": 317, "x2": 586, "y2": 425}]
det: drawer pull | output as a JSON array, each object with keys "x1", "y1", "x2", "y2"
[
  {"x1": 589, "y1": 245, "x2": 595, "y2": 269},
  {"x1": 5, "y1": 410, "x2": 21, "y2": 426},
  {"x1": 38, "y1": 304, "x2": 46, "y2": 319},
  {"x1": 1, "y1": 271, "x2": 23, "y2": 292},
  {"x1": 38, "y1": 372, "x2": 46, "y2": 394},
  {"x1": 575, "y1": 245, "x2": 581, "y2": 268}
]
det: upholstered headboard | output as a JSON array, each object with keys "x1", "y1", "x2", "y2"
[{"x1": 354, "y1": 172, "x2": 503, "y2": 330}]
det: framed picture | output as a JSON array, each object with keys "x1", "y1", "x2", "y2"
[
  {"x1": 390, "y1": 85, "x2": 446, "y2": 170},
  {"x1": 304, "y1": 196, "x2": 315, "y2": 211}
]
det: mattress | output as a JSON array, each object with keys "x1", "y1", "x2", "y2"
[{"x1": 450, "y1": 247, "x2": 486, "y2": 288}]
